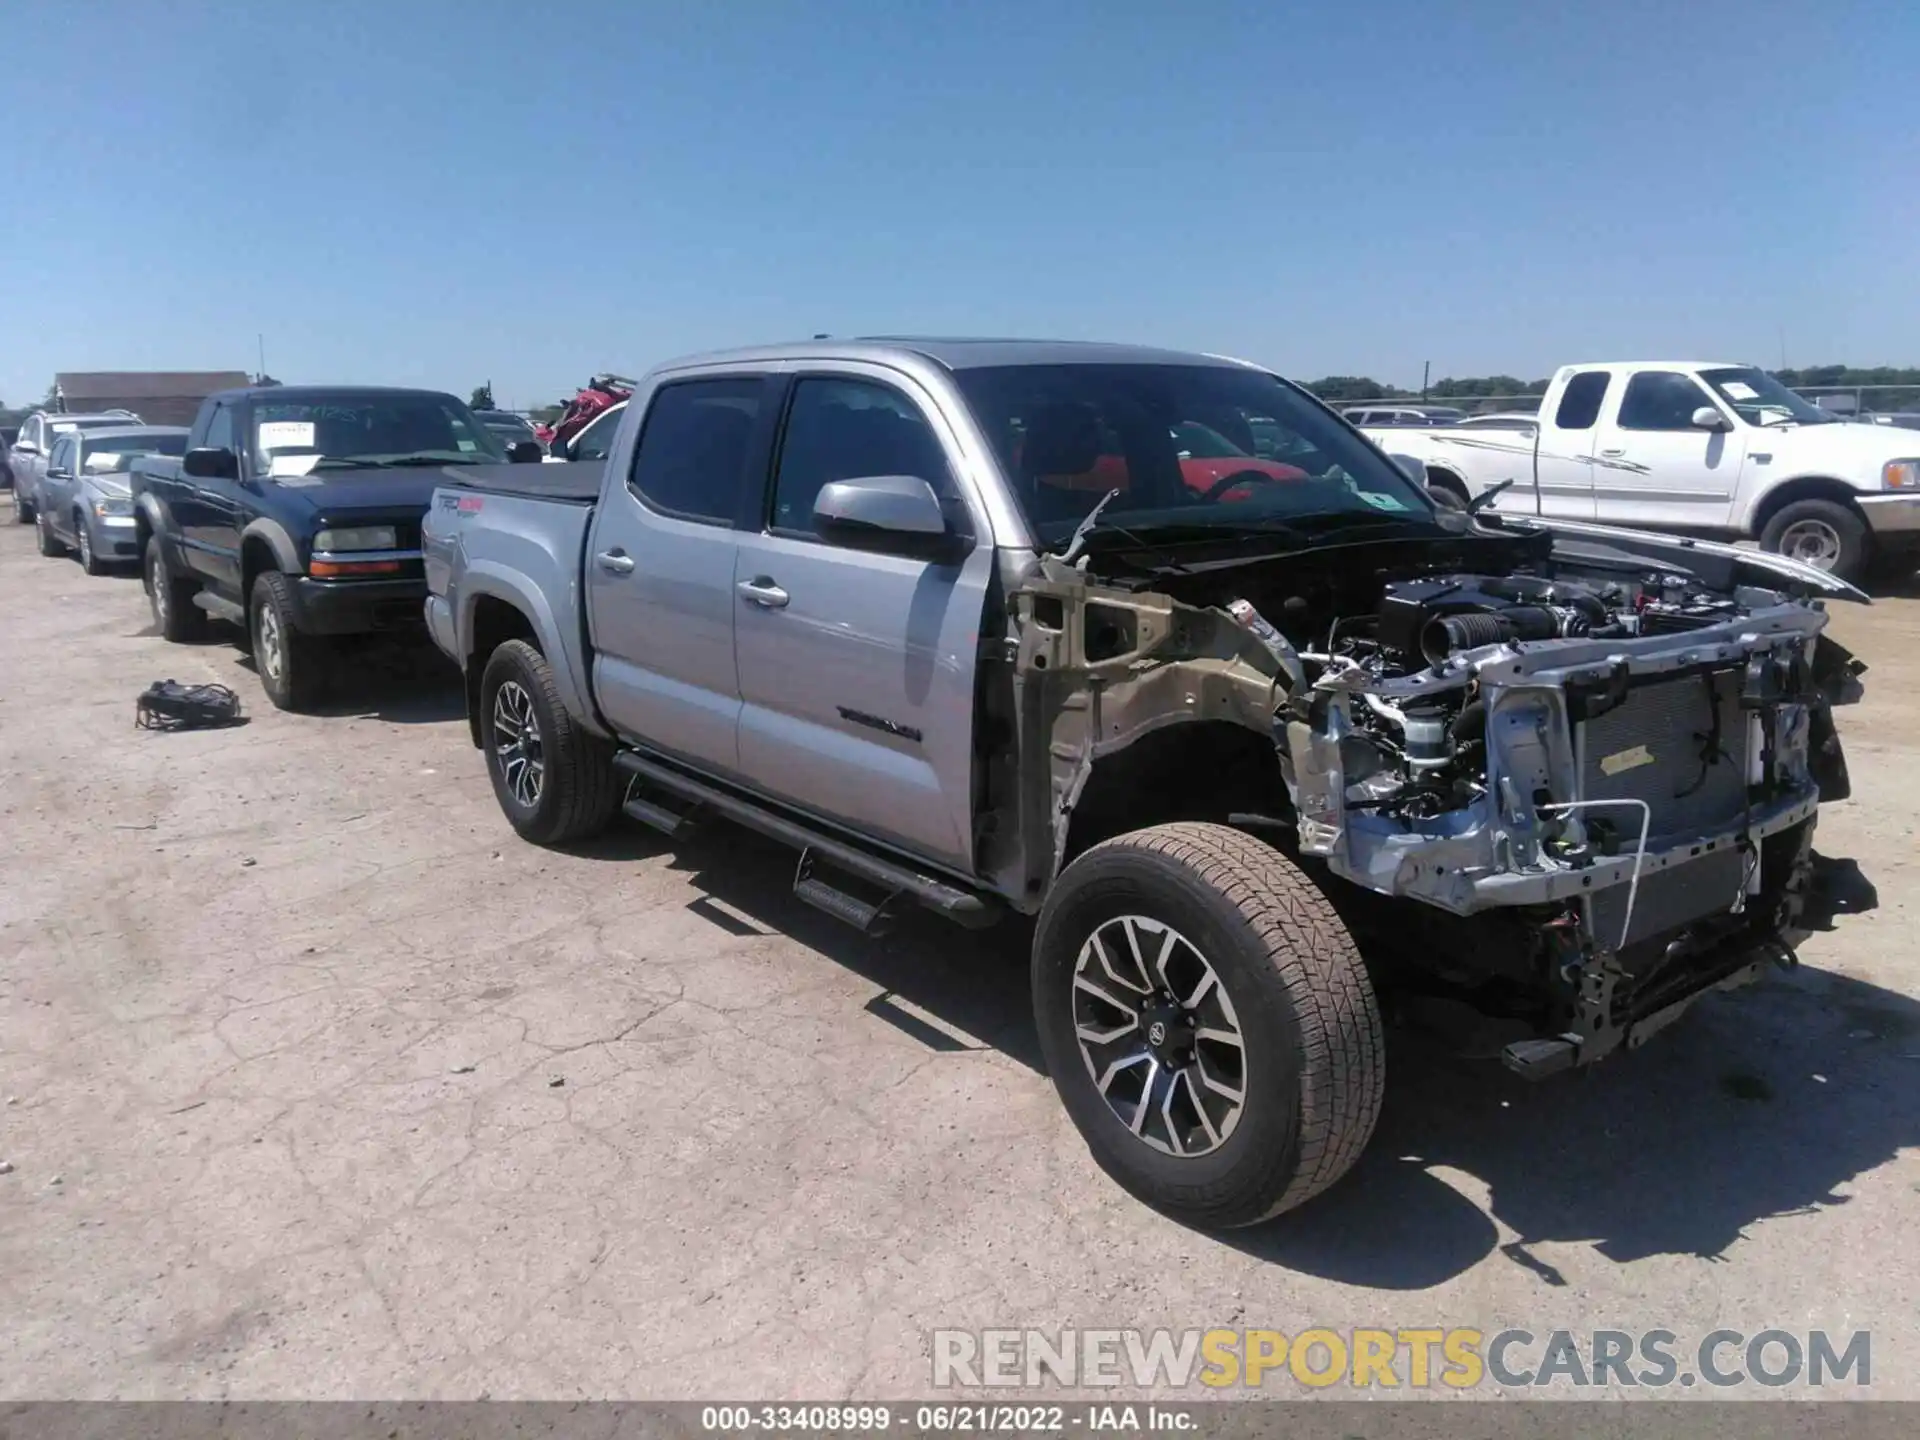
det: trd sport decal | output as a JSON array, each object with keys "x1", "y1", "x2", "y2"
[{"x1": 838, "y1": 707, "x2": 923, "y2": 743}]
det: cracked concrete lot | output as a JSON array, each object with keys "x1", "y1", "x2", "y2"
[{"x1": 1, "y1": 519, "x2": 1916, "y2": 1401}]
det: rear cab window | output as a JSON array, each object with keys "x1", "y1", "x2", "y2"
[
  {"x1": 625, "y1": 377, "x2": 767, "y2": 524},
  {"x1": 1553, "y1": 371, "x2": 1612, "y2": 430}
]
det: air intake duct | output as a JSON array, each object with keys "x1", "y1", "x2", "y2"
[{"x1": 1421, "y1": 604, "x2": 1590, "y2": 664}]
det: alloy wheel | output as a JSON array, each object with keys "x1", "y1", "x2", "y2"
[
  {"x1": 77, "y1": 523, "x2": 92, "y2": 569},
  {"x1": 1777, "y1": 518, "x2": 1843, "y2": 570},
  {"x1": 149, "y1": 550, "x2": 168, "y2": 627},
  {"x1": 256, "y1": 603, "x2": 284, "y2": 682},
  {"x1": 491, "y1": 680, "x2": 545, "y2": 808},
  {"x1": 1071, "y1": 914, "x2": 1247, "y2": 1157}
]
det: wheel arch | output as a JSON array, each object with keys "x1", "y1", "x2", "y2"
[
  {"x1": 239, "y1": 519, "x2": 301, "y2": 614},
  {"x1": 456, "y1": 564, "x2": 607, "y2": 746},
  {"x1": 1749, "y1": 476, "x2": 1868, "y2": 537},
  {"x1": 1060, "y1": 717, "x2": 1290, "y2": 871}
]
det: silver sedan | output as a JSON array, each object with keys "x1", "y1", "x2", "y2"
[{"x1": 35, "y1": 425, "x2": 188, "y2": 574}]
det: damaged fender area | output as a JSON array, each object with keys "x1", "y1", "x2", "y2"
[{"x1": 992, "y1": 552, "x2": 1298, "y2": 900}]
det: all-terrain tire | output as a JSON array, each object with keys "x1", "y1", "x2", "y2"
[
  {"x1": 479, "y1": 638, "x2": 618, "y2": 846},
  {"x1": 145, "y1": 535, "x2": 209, "y2": 643},
  {"x1": 1033, "y1": 822, "x2": 1384, "y2": 1228},
  {"x1": 35, "y1": 509, "x2": 64, "y2": 557},
  {"x1": 1759, "y1": 498, "x2": 1868, "y2": 584},
  {"x1": 250, "y1": 570, "x2": 328, "y2": 711}
]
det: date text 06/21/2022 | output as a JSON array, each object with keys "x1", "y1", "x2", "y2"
[{"x1": 700, "y1": 1404, "x2": 1199, "y2": 1433}]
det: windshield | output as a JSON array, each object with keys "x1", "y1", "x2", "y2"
[
  {"x1": 953, "y1": 363, "x2": 1437, "y2": 543},
  {"x1": 250, "y1": 393, "x2": 506, "y2": 475},
  {"x1": 1699, "y1": 367, "x2": 1834, "y2": 427},
  {"x1": 82, "y1": 433, "x2": 186, "y2": 470},
  {"x1": 480, "y1": 414, "x2": 534, "y2": 438}
]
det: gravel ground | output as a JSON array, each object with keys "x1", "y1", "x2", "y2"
[{"x1": 0, "y1": 512, "x2": 1915, "y2": 1401}]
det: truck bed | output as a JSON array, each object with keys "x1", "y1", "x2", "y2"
[{"x1": 436, "y1": 460, "x2": 604, "y2": 504}]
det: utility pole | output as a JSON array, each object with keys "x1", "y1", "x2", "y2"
[
  {"x1": 1421, "y1": 360, "x2": 1430, "y2": 400},
  {"x1": 257, "y1": 334, "x2": 267, "y2": 382}
]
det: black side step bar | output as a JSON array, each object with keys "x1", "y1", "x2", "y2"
[
  {"x1": 621, "y1": 782, "x2": 701, "y2": 839},
  {"x1": 611, "y1": 751, "x2": 999, "y2": 929},
  {"x1": 793, "y1": 848, "x2": 897, "y2": 936}
]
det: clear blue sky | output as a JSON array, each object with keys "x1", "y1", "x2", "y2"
[{"x1": 3, "y1": 0, "x2": 1911, "y2": 411}]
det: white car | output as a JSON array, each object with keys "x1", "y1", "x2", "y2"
[{"x1": 1366, "y1": 360, "x2": 1920, "y2": 582}]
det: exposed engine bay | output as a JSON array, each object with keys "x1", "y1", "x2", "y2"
[{"x1": 1002, "y1": 515, "x2": 1867, "y2": 1078}]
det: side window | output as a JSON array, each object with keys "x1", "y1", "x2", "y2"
[
  {"x1": 203, "y1": 404, "x2": 235, "y2": 451},
  {"x1": 626, "y1": 377, "x2": 764, "y2": 524},
  {"x1": 24, "y1": 418, "x2": 42, "y2": 449},
  {"x1": 1553, "y1": 371, "x2": 1611, "y2": 430},
  {"x1": 50, "y1": 436, "x2": 75, "y2": 472},
  {"x1": 573, "y1": 406, "x2": 622, "y2": 463},
  {"x1": 769, "y1": 378, "x2": 954, "y2": 535},
  {"x1": 1617, "y1": 372, "x2": 1714, "y2": 432}
]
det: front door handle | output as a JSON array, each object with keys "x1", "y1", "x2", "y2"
[
  {"x1": 595, "y1": 549, "x2": 636, "y2": 575},
  {"x1": 1599, "y1": 447, "x2": 1625, "y2": 458},
  {"x1": 736, "y1": 577, "x2": 790, "y2": 608}
]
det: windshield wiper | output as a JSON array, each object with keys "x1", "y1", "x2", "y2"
[
  {"x1": 1057, "y1": 489, "x2": 1124, "y2": 564},
  {"x1": 1467, "y1": 478, "x2": 1515, "y2": 513},
  {"x1": 307, "y1": 453, "x2": 482, "y2": 470}
]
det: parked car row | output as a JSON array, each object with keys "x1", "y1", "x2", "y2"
[
  {"x1": 6, "y1": 340, "x2": 1872, "y2": 1232},
  {"x1": 1363, "y1": 359, "x2": 1920, "y2": 584}
]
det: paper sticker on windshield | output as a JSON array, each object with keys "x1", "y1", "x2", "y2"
[
  {"x1": 258, "y1": 420, "x2": 315, "y2": 453},
  {"x1": 1359, "y1": 491, "x2": 1410, "y2": 511},
  {"x1": 267, "y1": 452, "x2": 320, "y2": 478},
  {"x1": 1599, "y1": 744, "x2": 1655, "y2": 776},
  {"x1": 1721, "y1": 382, "x2": 1758, "y2": 401}
]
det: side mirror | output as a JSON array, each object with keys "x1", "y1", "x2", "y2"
[
  {"x1": 1389, "y1": 454, "x2": 1427, "y2": 486},
  {"x1": 813, "y1": 474, "x2": 958, "y2": 555},
  {"x1": 47, "y1": 466, "x2": 73, "y2": 480},
  {"x1": 182, "y1": 446, "x2": 239, "y2": 480},
  {"x1": 507, "y1": 440, "x2": 545, "y2": 464},
  {"x1": 1691, "y1": 406, "x2": 1730, "y2": 432}
]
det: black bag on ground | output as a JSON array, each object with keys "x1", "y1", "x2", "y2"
[{"x1": 136, "y1": 681, "x2": 243, "y2": 731}]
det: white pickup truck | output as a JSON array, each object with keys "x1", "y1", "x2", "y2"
[{"x1": 1366, "y1": 361, "x2": 1920, "y2": 583}]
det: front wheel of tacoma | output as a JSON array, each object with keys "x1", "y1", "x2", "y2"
[
  {"x1": 1033, "y1": 822, "x2": 1384, "y2": 1228},
  {"x1": 479, "y1": 639, "x2": 617, "y2": 846}
]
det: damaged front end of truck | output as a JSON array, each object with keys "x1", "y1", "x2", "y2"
[{"x1": 989, "y1": 515, "x2": 1867, "y2": 1077}]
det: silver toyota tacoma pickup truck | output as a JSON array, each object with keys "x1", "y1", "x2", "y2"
[{"x1": 423, "y1": 339, "x2": 1867, "y2": 1228}]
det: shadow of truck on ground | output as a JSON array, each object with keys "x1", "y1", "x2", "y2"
[{"x1": 574, "y1": 815, "x2": 1915, "y2": 1289}]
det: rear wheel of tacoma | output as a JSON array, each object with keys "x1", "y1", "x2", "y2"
[
  {"x1": 146, "y1": 535, "x2": 208, "y2": 643},
  {"x1": 35, "y1": 510, "x2": 64, "y2": 557},
  {"x1": 12, "y1": 489, "x2": 32, "y2": 524},
  {"x1": 1760, "y1": 498, "x2": 1867, "y2": 582},
  {"x1": 251, "y1": 570, "x2": 327, "y2": 711},
  {"x1": 479, "y1": 639, "x2": 618, "y2": 846},
  {"x1": 1033, "y1": 822, "x2": 1383, "y2": 1228}
]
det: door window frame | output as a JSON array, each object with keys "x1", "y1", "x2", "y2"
[
  {"x1": 753, "y1": 366, "x2": 983, "y2": 552},
  {"x1": 1615, "y1": 370, "x2": 1726, "y2": 433},
  {"x1": 759, "y1": 370, "x2": 972, "y2": 547},
  {"x1": 621, "y1": 372, "x2": 778, "y2": 529}
]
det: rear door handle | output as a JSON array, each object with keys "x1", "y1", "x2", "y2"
[
  {"x1": 736, "y1": 577, "x2": 790, "y2": 608},
  {"x1": 1599, "y1": 447, "x2": 1625, "y2": 457},
  {"x1": 595, "y1": 549, "x2": 635, "y2": 575}
]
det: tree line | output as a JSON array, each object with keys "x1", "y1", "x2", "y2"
[{"x1": 1301, "y1": 366, "x2": 1920, "y2": 411}]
